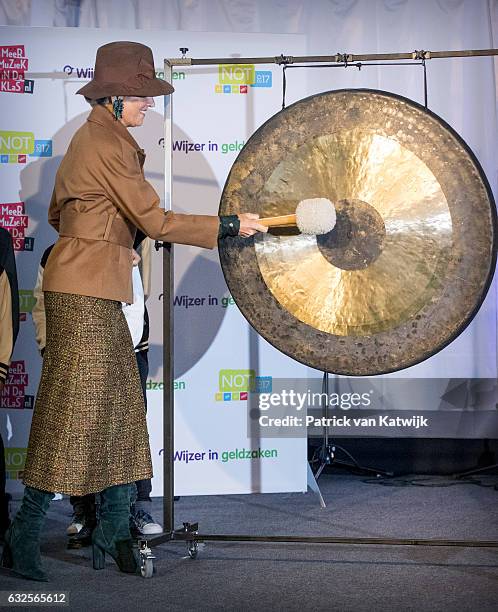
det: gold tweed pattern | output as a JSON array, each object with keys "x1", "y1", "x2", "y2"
[{"x1": 23, "y1": 292, "x2": 152, "y2": 496}]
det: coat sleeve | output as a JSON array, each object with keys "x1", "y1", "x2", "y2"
[
  {"x1": 0, "y1": 270, "x2": 13, "y2": 385},
  {"x1": 100, "y1": 143, "x2": 220, "y2": 249},
  {"x1": 47, "y1": 188, "x2": 60, "y2": 232},
  {"x1": 0, "y1": 229, "x2": 19, "y2": 386},
  {"x1": 31, "y1": 263, "x2": 46, "y2": 354},
  {"x1": 139, "y1": 238, "x2": 151, "y2": 301}
]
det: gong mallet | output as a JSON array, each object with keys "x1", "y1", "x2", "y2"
[{"x1": 259, "y1": 197, "x2": 337, "y2": 235}]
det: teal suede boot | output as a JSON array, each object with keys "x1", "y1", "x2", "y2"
[
  {"x1": 92, "y1": 484, "x2": 139, "y2": 574},
  {"x1": 1, "y1": 486, "x2": 54, "y2": 581}
]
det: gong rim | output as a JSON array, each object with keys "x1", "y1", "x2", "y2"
[{"x1": 218, "y1": 88, "x2": 497, "y2": 376}]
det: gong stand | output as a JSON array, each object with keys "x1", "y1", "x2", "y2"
[
  {"x1": 310, "y1": 372, "x2": 394, "y2": 484},
  {"x1": 152, "y1": 46, "x2": 498, "y2": 554}
]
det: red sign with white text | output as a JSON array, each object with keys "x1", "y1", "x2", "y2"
[
  {"x1": 0, "y1": 202, "x2": 33, "y2": 251},
  {"x1": 0, "y1": 45, "x2": 33, "y2": 94}
]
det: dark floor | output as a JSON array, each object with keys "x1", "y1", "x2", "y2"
[{"x1": 1, "y1": 472, "x2": 497, "y2": 612}]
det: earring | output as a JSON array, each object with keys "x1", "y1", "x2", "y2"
[{"x1": 112, "y1": 96, "x2": 123, "y2": 120}]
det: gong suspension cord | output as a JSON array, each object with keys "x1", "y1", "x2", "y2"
[
  {"x1": 281, "y1": 61, "x2": 427, "y2": 110},
  {"x1": 422, "y1": 58, "x2": 428, "y2": 109}
]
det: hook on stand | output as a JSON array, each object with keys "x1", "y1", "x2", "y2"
[
  {"x1": 412, "y1": 50, "x2": 430, "y2": 109},
  {"x1": 281, "y1": 65, "x2": 287, "y2": 110},
  {"x1": 278, "y1": 54, "x2": 293, "y2": 110}
]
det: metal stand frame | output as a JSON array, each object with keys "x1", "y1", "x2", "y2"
[
  {"x1": 454, "y1": 463, "x2": 498, "y2": 479},
  {"x1": 310, "y1": 372, "x2": 393, "y2": 489},
  {"x1": 152, "y1": 46, "x2": 498, "y2": 553}
]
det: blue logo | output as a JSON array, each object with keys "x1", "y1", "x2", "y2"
[
  {"x1": 251, "y1": 71, "x2": 272, "y2": 88},
  {"x1": 223, "y1": 392, "x2": 232, "y2": 401},
  {"x1": 29, "y1": 139, "x2": 52, "y2": 158},
  {"x1": 223, "y1": 85, "x2": 231, "y2": 94},
  {"x1": 254, "y1": 376, "x2": 272, "y2": 392}
]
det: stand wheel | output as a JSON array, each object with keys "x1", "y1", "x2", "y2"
[
  {"x1": 140, "y1": 557, "x2": 154, "y2": 578},
  {"x1": 138, "y1": 540, "x2": 156, "y2": 578},
  {"x1": 187, "y1": 540, "x2": 198, "y2": 559}
]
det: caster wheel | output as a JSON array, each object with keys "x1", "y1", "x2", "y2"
[
  {"x1": 141, "y1": 557, "x2": 154, "y2": 578},
  {"x1": 187, "y1": 540, "x2": 198, "y2": 559},
  {"x1": 138, "y1": 540, "x2": 156, "y2": 578}
]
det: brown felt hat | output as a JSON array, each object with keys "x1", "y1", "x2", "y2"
[{"x1": 76, "y1": 41, "x2": 174, "y2": 99}]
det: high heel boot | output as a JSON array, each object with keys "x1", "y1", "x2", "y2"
[
  {"x1": 1, "y1": 486, "x2": 53, "y2": 581},
  {"x1": 91, "y1": 483, "x2": 138, "y2": 574}
]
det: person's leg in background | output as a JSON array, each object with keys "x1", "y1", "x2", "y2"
[
  {"x1": 130, "y1": 348, "x2": 162, "y2": 536},
  {"x1": 0, "y1": 432, "x2": 11, "y2": 540},
  {"x1": 67, "y1": 494, "x2": 97, "y2": 548}
]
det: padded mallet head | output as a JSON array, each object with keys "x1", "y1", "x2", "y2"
[{"x1": 295, "y1": 198, "x2": 337, "y2": 235}]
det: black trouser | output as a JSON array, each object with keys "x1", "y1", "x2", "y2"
[
  {"x1": 0, "y1": 432, "x2": 9, "y2": 533},
  {"x1": 0, "y1": 433, "x2": 5, "y2": 504},
  {"x1": 70, "y1": 348, "x2": 152, "y2": 515},
  {"x1": 134, "y1": 349, "x2": 152, "y2": 503}
]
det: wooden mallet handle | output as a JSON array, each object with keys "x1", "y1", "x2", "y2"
[{"x1": 259, "y1": 214, "x2": 297, "y2": 227}]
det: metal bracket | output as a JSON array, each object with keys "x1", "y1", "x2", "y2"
[
  {"x1": 172, "y1": 522, "x2": 200, "y2": 540},
  {"x1": 336, "y1": 52, "x2": 353, "y2": 66},
  {"x1": 155, "y1": 240, "x2": 172, "y2": 252},
  {"x1": 412, "y1": 49, "x2": 432, "y2": 60},
  {"x1": 275, "y1": 54, "x2": 294, "y2": 65},
  {"x1": 167, "y1": 57, "x2": 192, "y2": 66},
  {"x1": 138, "y1": 539, "x2": 156, "y2": 559}
]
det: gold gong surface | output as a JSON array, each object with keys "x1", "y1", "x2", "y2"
[{"x1": 218, "y1": 89, "x2": 496, "y2": 375}]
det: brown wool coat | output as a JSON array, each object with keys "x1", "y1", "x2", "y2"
[{"x1": 43, "y1": 104, "x2": 219, "y2": 303}]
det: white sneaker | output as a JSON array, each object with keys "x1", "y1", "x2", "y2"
[
  {"x1": 132, "y1": 509, "x2": 163, "y2": 536},
  {"x1": 66, "y1": 514, "x2": 84, "y2": 535}
]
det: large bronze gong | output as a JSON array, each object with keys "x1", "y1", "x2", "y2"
[{"x1": 218, "y1": 89, "x2": 496, "y2": 375}]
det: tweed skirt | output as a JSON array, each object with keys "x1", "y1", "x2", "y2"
[{"x1": 23, "y1": 292, "x2": 153, "y2": 496}]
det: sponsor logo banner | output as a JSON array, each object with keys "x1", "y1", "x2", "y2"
[
  {"x1": 4, "y1": 447, "x2": 27, "y2": 479},
  {"x1": 164, "y1": 292, "x2": 236, "y2": 308},
  {"x1": 0, "y1": 202, "x2": 34, "y2": 251},
  {"x1": 19, "y1": 289, "x2": 36, "y2": 313},
  {"x1": 215, "y1": 369, "x2": 272, "y2": 401},
  {"x1": 0, "y1": 45, "x2": 25, "y2": 58},
  {"x1": 0, "y1": 58, "x2": 28, "y2": 70},
  {"x1": 215, "y1": 64, "x2": 272, "y2": 94},
  {"x1": 146, "y1": 379, "x2": 186, "y2": 391},
  {"x1": 64, "y1": 65, "x2": 186, "y2": 81},
  {"x1": 0, "y1": 131, "x2": 34, "y2": 155},
  {"x1": 172, "y1": 447, "x2": 278, "y2": 464},
  {"x1": 0, "y1": 132, "x2": 52, "y2": 163},
  {"x1": 29, "y1": 139, "x2": 52, "y2": 158},
  {"x1": 0, "y1": 361, "x2": 34, "y2": 409},
  {"x1": 0, "y1": 45, "x2": 33, "y2": 94}
]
